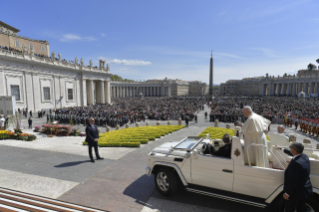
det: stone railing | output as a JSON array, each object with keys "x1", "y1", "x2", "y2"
[
  {"x1": 0, "y1": 31, "x2": 48, "y2": 43},
  {"x1": 110, "y1": 81, "x2": 162, "y2": 85},
  {"x1": 0, "y1": 48, "x2": 110, "y2": 74}
]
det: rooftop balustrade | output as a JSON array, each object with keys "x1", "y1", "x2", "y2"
[{"x1": 0, "y1": 48, "x2": 110, "y2": 74}]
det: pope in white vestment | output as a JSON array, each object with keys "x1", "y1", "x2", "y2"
[{"x1": 241, "y1": 107, "x2": 271, "y2": 168}]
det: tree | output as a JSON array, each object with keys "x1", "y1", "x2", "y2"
[
  {"x1": 316, "y1": 58, "x2": 319, "y2": 64},
  {"x1": 308, "y1": 63, "x2": 316, "y2": 70},
  {"x1": 110, "y1": 74, "x2": 134, "y2": 82}
]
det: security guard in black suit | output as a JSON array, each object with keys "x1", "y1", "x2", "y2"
[
  {"x1": 85, "y1": 117, "x2": 104, "y2": 163},
  {"x1": 282, "y1": 142, "x2": 312, "y2": 212}
]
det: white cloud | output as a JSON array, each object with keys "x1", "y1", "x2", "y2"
[
  {"x1": 59, "y1": 34, "x2": 97, "y2": 42},
  {"x1": 101, "y1": 33, "x2": 106, "y2": 37},
  {"x1": 133, "y1": 46, "x2": 245, "y2": 60},
  {"x1": 99, "y1": 57, "x2": 151, "y2": 66},
  {"x1": 214, "y1": 52, "x2": 245, "y2": 59},
  {"x1": 249, "y1": 47, "x2": 281, "y2": 58}
]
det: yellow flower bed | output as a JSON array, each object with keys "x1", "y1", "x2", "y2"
[
  {"x1": 0, "y1": 130, "x2": 10, "y2": 140},
  {"x1": 83, "y1": 125, "x2": 185, "y2": 147},
  {"x1": 198, "y1": 127, "x2": 235, "y2": 139},
  {"x1": 0, "y1": 130, "x2": 9, "y2": 134}
]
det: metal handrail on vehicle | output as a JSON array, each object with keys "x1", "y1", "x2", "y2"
[
  {"x1": 246, "y1": 143, "x2": 286, "y2": 170},
  {"x1": 273, "y1": 146, "x2": 289, "y2": 167}
]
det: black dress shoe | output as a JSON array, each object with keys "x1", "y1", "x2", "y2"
[
  {"x1": 91, "y1": 159, "x2": 95, "y2": 163},
  {"x1": 96, "y1": 157, "x2": 104, "y2": 160}
]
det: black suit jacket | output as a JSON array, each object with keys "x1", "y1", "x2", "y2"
[
  {"x1": 211, "y1": 143, "x2": 232, "y2": 158},
  {"x1": 284, "y1": 154, "x2": 312, "y2": 201},
  {"x1": 85, "y1": 124, "x2": 99, "y2": 143}
]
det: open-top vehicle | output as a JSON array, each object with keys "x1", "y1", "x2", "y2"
[{"x1": 145, "y1": 132, "x2": 319, "y2": 211}]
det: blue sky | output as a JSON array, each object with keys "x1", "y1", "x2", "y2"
[{"x1": 1, "y1": 0, "x2": 319, "y2": 84}]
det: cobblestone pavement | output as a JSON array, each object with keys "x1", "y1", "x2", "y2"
[{"x1": 1, "y1": 105, "x2": 316, "y2": 211}]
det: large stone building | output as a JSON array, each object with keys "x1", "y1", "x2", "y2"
[
  {"x1": 110, "y1": 78, "x2": 206, "y2": 98},
  {"x1": 220, "y1": 67, "x2": 319, "y2": 97},
  {"x1": 0, "y1": 21, "x2": 207, "y2": 114},
  {"x1": 0, "y1": 21, "x2": 50, "y2": 56},
  {"x1": 0, "y1": 21, "x2": 112, "y2": 114}
]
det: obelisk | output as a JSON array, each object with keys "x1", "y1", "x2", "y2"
[{"x1": 208, "y1": 51, "x2": 213, "y2": 100}]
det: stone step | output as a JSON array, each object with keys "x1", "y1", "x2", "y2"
[{"x1": 0, "y1": 187, "x2": 108, "y2": 212}]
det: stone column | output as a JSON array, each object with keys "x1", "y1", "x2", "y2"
[
  {"x1": 271, "y1": 83, "x2": 275, "y2": 95},
  {"x1": 315, "y1": 82, "x2": 318, "y2": 95},
  {"x1": 99, "y1": 80, "x2": 105, "y2": 104},
  {"x1": 104, "y1": 80, "x2": 111, "y2": 104},
  {"x1": 304, "y1": 83, "x2": 307, "y2": 93},
  {"x1": 292, "y1": 83, "x2": 296, "y2": 96},
  {"x1": 87, "y1": 80, "x2": 94, "y2": 105},
  {"x1": 81, "y1": 78, "x2": 87, "y2": 106},
  {"x1": 310, "y1": 83, "x2": 313, "y2": 95}
]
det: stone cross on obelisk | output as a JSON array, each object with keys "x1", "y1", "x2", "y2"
[{"x1": 208, "y1": 50, "x2": 213, "y2": 100}]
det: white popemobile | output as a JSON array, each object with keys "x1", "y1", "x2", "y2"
[{"x1": 145, "y1": 130, "x2": 319, "y2": 212}]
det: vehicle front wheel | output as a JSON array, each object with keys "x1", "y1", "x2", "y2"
[
  {"x1": 274, "y1": 195, "x2": 319, "y2": 212},
  {"x1": 154, "y1": 167, "x2": 180, "y2": 196}
]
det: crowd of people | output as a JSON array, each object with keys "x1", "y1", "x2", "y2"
[
  {"x1": 42, "y1": 97, "x2": 205, "y2": 127},
  {"x1": 0, "y1": 46, "x2": 22, "y2": 53},
  {"x1": 207, "y1": 96, "x2": 319, "y2": 124}
]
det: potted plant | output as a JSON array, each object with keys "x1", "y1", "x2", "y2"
[{"x1": 33, "y1": 126, "x2": 40, "y2": 132}]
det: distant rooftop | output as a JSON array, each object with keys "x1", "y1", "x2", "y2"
[{"x1": 0, "y1": 21, "x2": 20, "y2": 33}]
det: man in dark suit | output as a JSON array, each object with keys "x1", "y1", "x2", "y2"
[
  {"x1": 28, "y1": 117, "x2": 32, "y2": 129},
  {"x1": 210, "y1": 134, "x2": 232, "y2": 158},
  {"x1": 283, "y1": 142, "x2": 312, "y2": 212},
  {"x1": 202, "y1": 134, "x2": 232, "y2": 158},
  {"x1": 85, "y1": 117, "x2": 104, "y2": 163}
]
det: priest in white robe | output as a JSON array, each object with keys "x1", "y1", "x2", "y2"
[{"x1": 241, "y1": 106, "x2": 271, "y2": 168}]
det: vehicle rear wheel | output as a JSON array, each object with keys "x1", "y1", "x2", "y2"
[
  {"x1": 154, "y1": 167, "x2": 180, "y2": 196},
  {"x1": 274, "y1": 195, "x2": 319, "y2": 212}
]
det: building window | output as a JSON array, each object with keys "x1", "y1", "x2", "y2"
[
  {"x1": 15, "y1": 40, "x2": 20, "y2": 48},
  {"x1": 41, "y1": 45, "x2": 46, "y2": 52},
  {"x1": 43, "y1": 87, "x2": 50, "y2": 100},
  {"x1": 10, "y1": 85, "x2": 20, "y2": 101},
  {"x1": 29, "y1": 43, "x2": 34, "y2": 49},
  {"x1": 68, "y1": 89, "x2": 73, "y2": 100}
]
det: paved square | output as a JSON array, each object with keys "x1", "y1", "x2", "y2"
[{"x1": 0, "y1": 106, "x2": 315, "y2": 211}]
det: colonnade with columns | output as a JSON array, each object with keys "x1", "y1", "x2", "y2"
[
  {"x1": 261, "y1": 81, "x2": 319, "y2": 96},
  {"x1": 85, "y1": 79, "x2": 111, "y2": 105},
  {"x1": 110, "y1": 85, "x2": 167, "y2": 98}
]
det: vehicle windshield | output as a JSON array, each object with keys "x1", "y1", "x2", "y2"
[{"x1": 174, "y1": 137, "x2": 202, "y2": 150}]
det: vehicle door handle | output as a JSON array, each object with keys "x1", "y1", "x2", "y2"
[{"x1": 222, "y1": 169, "x2": 233, "y2": 173}]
